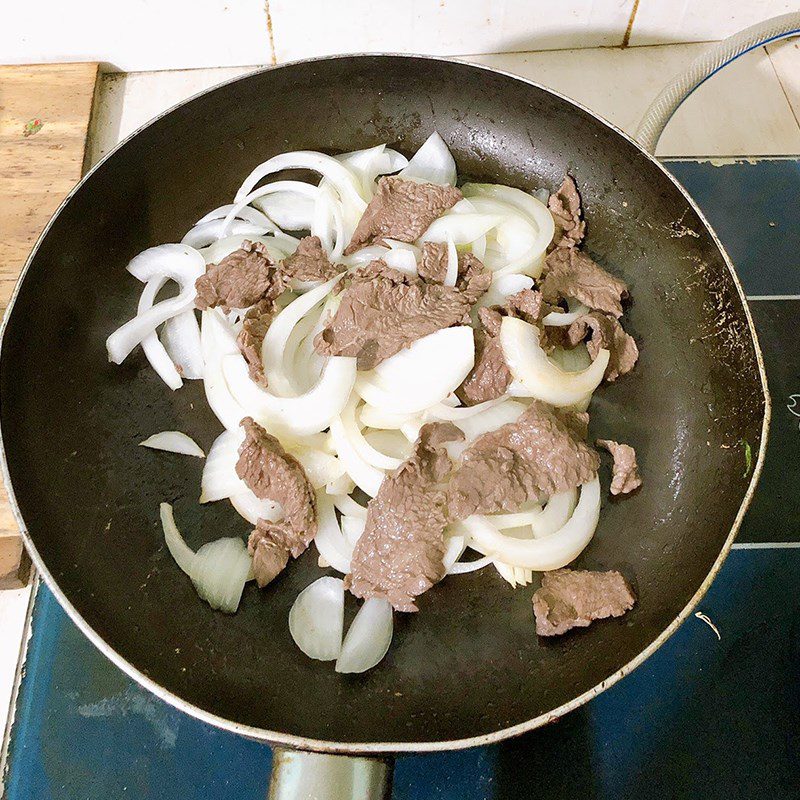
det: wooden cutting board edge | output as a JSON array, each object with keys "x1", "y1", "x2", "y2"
[{"x1": 0, "y1": 62, "x2": 100, "y2": 589}]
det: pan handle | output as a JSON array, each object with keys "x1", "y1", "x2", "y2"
[
  {"x1": 268, "y1": 748, "x2": 393, "y2": 800},
  {"x1": 635, "y1": 12, "x2": 800, "y2": 153}
]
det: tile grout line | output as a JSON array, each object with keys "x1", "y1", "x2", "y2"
[
  {"x1": 621, "y1": 0, "x2": 641, "y2": 49},
  {"x1": 766, "y1": 45, "x2": 800, "y2": 131},
  {"x1": 264, "y1": 0, "x2": 277, "y2": 66}
]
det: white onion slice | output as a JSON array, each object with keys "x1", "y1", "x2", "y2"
[
  {"x1": 341, "y1": 515, "x2": 366, "y2": 548},
  {"x1": 418, "y1": 207, "x2": 502, "y2": 246},
  {"x1": 477, "y1": 274, "x2": 535, "y2": 311},
  {"x1": 312, "y1": 180, "x2": 346, "y2": 261},
  {"x1": 500, "y1": 317, "x2": 608, "y2": 407},
  {"x1": 358, "y1": 405, "x2": 415, "y2": 430},
  {"x1": 200, "y1": 309, "x2": 248, "y2": 431},
  {"x1": 398, "y1": 132, "x2": 457, "y2": 186},
  {"x1": 356, "y1": 327, "x2": 475, "y2": 415},
  {"x1": 484, "y1": 505, "x2": 543, "y2": 530},
  {"x1": 329, "y1": 410, "x2": 386, "y2": 497},
  {"x1": 199, "y1": 233, "x2": 290, "y2": 267},
  {"x1": 325, "y1": 473, "x2": 355, "y2": 496},
  {"x1": 314, "y1": 492, "x2": 353, "y2": 574},
  {"x1": 543, "y1": 299, "x2": 591, "y2": 327},
  {"x1": 160, "y1": 503, "x2": 251, "y2": 613},
  {"x1": 182, "y1": 219, "x2": 273, "y2": 249},
  {"x1": 200, "y1": 429, "x2": 244, "y2": 502},
  {"x1": 426, "y1": 397, "x2": 501, "y2": 421},
  {"x1": 442, "y1": 535, "x2": 467, "y2": 571},
  {"x1": 161, "y1": 309, "x2": 204, "y2": 380},
  {"x1": 138, "y1": 277, "x2": 183, "y2": 390},
  {"x1": 223, "y1": 352, "x2": 357, "y2": 437},
  {"x1": 337, "y1": 144, "x2": 408, "y2": 198},
  {"x1": 447, "y1": 399, "x2": 527, "y2": 459},
  {"x1": 335, "y1": 597, "x2": 394, "y2": 674},
  {"x1": 448, "y1": 554, "x2": 493, "y2": 575},
  {"x1": 383, "y1": 240, "x2": 419, "y2": 276},
  {"x1": 140, "y1": 431, "x2": 204, "y2": 458},
  {"x1": 332, "y1": 494, "x2": 368, "y2": 520},
  {"x1": 463, "y1": 478, "x2": 600, "y2": 569},
  {"x1": 444, "y1": 235, "x2": 458, "y2": 287},
  {"x1": 363, "y1": 429, "x2": 412, "y2": 461},
  {"x1": 107, "y1": 244, "x2": 205, "y2": 364},
  {"x1": 339, "y1": 398, "x2": 403, "y2": 470},
  {"x1": 290, "y1": 447, "x2": 345, "y2": 489},
  {"x1": 229, "y1": 489, "x2": 282, "y2": 526},
  {"x1": 531, "y1": 489, "x2": 577, "y2": 538},
  {"x1": 548, "y1": 344, "x2": 593, "y2": 374},
  {"x1": 289, "y1": 577, "x2": 345, "y2": 661},
  {"x1": 196, "y1": 204, "x2": 274, "y2": 229}
]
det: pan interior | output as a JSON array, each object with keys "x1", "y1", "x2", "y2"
[{"x1": 0, "y1": 56, "x2": 765, "y2": 748}]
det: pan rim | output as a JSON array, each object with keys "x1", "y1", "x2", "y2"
[{"x1": 0, "y1": 52, "x2": 771, "y2": 754}]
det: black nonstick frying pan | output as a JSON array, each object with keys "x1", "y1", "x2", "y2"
[{"x1": 2, "y1": 18, "x2": 787, "y2": 798}]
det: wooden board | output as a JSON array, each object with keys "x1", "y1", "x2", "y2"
[{"x1": 0, "y1": 63, "x2": 98, "y2": 589}]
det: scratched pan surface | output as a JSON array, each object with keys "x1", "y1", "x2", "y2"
[{"x1": 0, "y1": 56, "x2": 768, "y2": 752}]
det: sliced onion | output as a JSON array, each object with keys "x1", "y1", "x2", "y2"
[
  {"x1": 548, "y1": 343, "x2": 592, "y2": 373},
  {"x1": 426, "y1": 397, "x2": 502, "y2": 421},
  {"x1": 339, "y1": 398, "x2": 403, "y2": 470},
  {"x1": 358, "y1": 404, "x2": 415, "y2": 430},
  {"x1": 493, "y1": 560, "x2": 519, "y2": 587},
  {"x1": 444, "y1": 235, "x2": 458, "y2": 287},
  {"x1": 337, "y1": 144, "x2": 408, "y2": 198},
  {"x1": 200, "y1": 429, "x2": 245, "y2": 502},
  {"x1": 532, "y1": 489, "x2": 577, "y2": 538},
  {"x1": 182, "y1": 219, "x2": 273, "y2": 249},
  {"x1": 362, "y1": 429, "x2": 412, "y2": 462},
  {"x1": 476, "y1": 274, "x2": 535, "y2": 311},
  {"x1": 462, "y1": 478, "x2": 601, "y2": 569},
  {"x1": 447, "y1": 399, "x2": 527, "y2": 459},
  {"x1": 262, "y1": 276, "x2": 342, "y2": 396},
  {"x1": 398, "y1": 132, "x2": 456, "y2": 186},
  {"x1": 161, "y1": 309, "x2": 203, "y2": 380},
  {"x1": 160, "y1": 503, "x2": 251, "y2": 613},
  {"x1": 340, "y1": 244, "x2": 390, "y2": 268},
  {"x1": 383, "y1": 240, "x2": 419, "y2": 276},
  {"x1": 289, "y1": 576, "x2": 345, "y2": 661},
  {"x1": 138, "y1": 277, "x2": 183, "y2": 390},
  {"x1": 199, "y1": 233, "x2": 291, "y2": 267},
  {"x1": 107, "y1": 244, "x2": 205, "y2": 364},
  {"x1": 543, "y1": 298, "x2": 591, "y2": 327},
  {"x1": 325, "y1": 472, "x2": 355, "y2": 496},
  {"x1": 329, "y1": 409, "x2": 386, "y2": 497},
  {"x1": 229, "y1": 489, "x2": 282, "y2": 526},
  {"x1": 442, "y1": 534, "x2": 467, "y2": 571},
  {"x1": 341, "y1": 515, "x2": 366, "y2": 548},
  {"x1": 356, "y1": 327, "x2": 475, "y2": 415},
  {"x1": 418, "y1": 205, "x2": 503, "y2": 246},
  {"x1": 312, "y1": 180, "x2": 346, "y2": 261},
  {"x1": 200, "y1": 309, "x2": 248, "y2": 431},
  {"x1": 332, "y1": 493, "x2": 368, "y2": 520},
  {"x1": 140, "y1": 431, "x2": 204, "y2": 458},
  {"x1": 500, "y1": 317, "x2": 608, "y2": 407},
  {"x1": 335, "y1": 597, "x2": 394, "y2": 674},
  {"x1": 222, "y1": 352, "x2": 357, "y2": 437},
  {"x1": 448, "y1": 554, "x2": 493, "y2": 575},
  {"x1": 289, "y1": 446, "x2": 345, "y2": 489},
  {"x1": 314, "y1": 492, "x2": 353, "y2": 574},
  {"x1": 484, "y1": 505, "x2": 543, "y2": 530},
  {"x1": 196, "y1": 204, "x2": 274, "y2": 229}
]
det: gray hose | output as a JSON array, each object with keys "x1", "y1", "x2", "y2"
[{"x1": 635, "y1": 12, "x2": 800, "y2": 153}]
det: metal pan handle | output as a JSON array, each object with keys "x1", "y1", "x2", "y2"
[
  {"x1": 635, "y1": 12, "x2": 800, "y2": 153},
  {"x1": 268, "y1": 748, "x2": 393, "y2": 800}
]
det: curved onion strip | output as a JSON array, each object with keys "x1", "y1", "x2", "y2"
[
  {"x1": 341, "y1": 515, "x2": 366, "y2": 548},
  {"x1": 200, "y1": 310, "x2": 248, "y2": 431},
  {"x1": 196, "y1": 204, "x2": 274, "y2": 228},
  {"x1": 356, "y1": 327, "x2": 475, "y2": 415},
  {"x1": 477, "y1": 274, "x2": 534, "y2": 311},
  {"x1": 332, "y1": 493, "x2": 368, "y2": 520},
  {"x1": 335, "y1": 597, "x2": 393, "y2": 674},
  {"x1": 329, "y1": 410, "x2": 386, "y2": 497},
  {"x1": 337, "y1": 144, "x2": 408, "y2": 199},
  {"x1": 200, "y1": 429, "x2": 245, "y2": 502},
  {"x1": 262, "y1": 275, "x2": 342, "y2": 396},
  {"x1": 314, "y1": 492, "x2": 353, "y2": 574},
  {"x1": 463, "y1": 478, "x2": 600, "y2": 569},
  {"x1": 548, "y1": 344, "x2": 593, "y2": 374},
  {"x1": 531, "y1": 489, "x2": 577, "y2": 538},
  {"x1": 444, "y1": 235, "x2": 458, "y2": 287},
  {"x1": 398, "y1": 132, "x2": 457, "y2": 186},
  {"x1": 339, "y1": 398, "x2": 403, "y2": 470},
  {"x1": 363, "y1": 429, "x2": 412, "y2": 461},
  {"x1": 426, "y1": 397, "x2": 502, "y2": 421},
  {"x1": 313, "y1": 181, "x2": 346, "y2": 261},
  {"x1": 223, "y1": 353, "x2": 357, "y2": 437},
  {"x1": 340, "y1": 244, "x2": 390, "y2": 268},
  {"x1": 182, "y1": 219, "x2": 274, "y2": 249},
  {"x1": 500, "y1": 317, "x2": 608, "y2": 407},
  {"x1": 290, "y1": 446, "x2": 345, "y2": 489},
  {"x1": 161, "y1": 309, "x2": 204, "y2": 380},
  {"x1": 282, "y1": 312, "x2": 320, "y2": 394},
  {"x1": 418, "y1": 208, "x2": 503, "y2": 246},
  {"x1": 383, "y1": 241, "x2": 419, "y2": 276},
  {"x1": 140, "y1": 431, "x2": 204, "y2": 458},
  {"x1": 107, "y1": 244, "x2": 205, "y2": 364},
  {"x1": 448, "y1": 554, "x2": 493, "y2": 575},
  {"x1": 289, "y1": 576, "x2": 345, "y2": 661},
  {"x1": 223, "y1": 180, "x2": 318, "y2": 237},
  {"x1": 484, "y1": 506, "x2": 544, "y2": 530},
  {"x1": 138, "y1": 277, "x2": 183, "y2": 390},
  {"x1": 160, "y1": 503, "x2": 251, "y2": 614},
  {"x1": 199, "y1": 234, "x2": 289, "y2": 267},
  {"x1": 442, "y1": 535, "x2": 467, "y2": 571},
  {"x1": 494, "y1": 560, "x2": 519, "y2": 587},
  {"x1": 358, "y1": 404, "x2": 415, "y2": 430},
  {"x1": 251, "y1": 186, "x2": 318, "y2": 231},
  {"x1": 326, "y1": 472, "x2": 355, "y2": 496},
  {"x1": 543, "y1": 299, "x2": 591, "y2": 327},
  {"x1": 451, "y1": 399, "x2": 527, "y2": 452},
  {"x1": 229, "y1": 489, "x2": 282, "y2": 526}
]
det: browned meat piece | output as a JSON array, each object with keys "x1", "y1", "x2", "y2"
[
  {"x1": 455, "y1": 307, "x2": 512, "y2": 406},
  {"x1": 448, "y1": 400, "x2": 599, "y2": 518},
  {"x1": 532, "y1": 569, "x2": 636, "y2": 636},
  {"x1": 236, "y1": 299, "x2": 275, "y2": 388},
  {"x1": 541, "y1": 248, "x2": 628, "y2": 319},
  {"x1": 418, "y1": 242, "x2": 448, "y2": 283},
  {"x1": 345, "y1": 177, "x2": 462, "y2": 254},
  {"x1": 280, "y1": 235, "x2": 343, "y2": 283},
  {"x1": 345, "y1": 422, "x2": 464, "y2": 612},
  {"x1": 314, "y1": 261, "x2": 488, "y2": 371},
  {"x1": 456, "y1": 253, "x2": 492, "y2": 304},
  {"x1": 235, "y1": 417, "x2": 317, "y2": 566},
  {"x1": 247, "y1": 530, "x2": 290, "y2": 588},
  {"x1": 566, "y1": 311, "x2": 639, "y2": 382},
  {"x1": 548, "y1": 175, "x2": 586, "y2": 249},
  {"x1": 596, "y1": 439, "x2": 642, "y2": 495},
  {"x1": 195, "y1": 240, "x2": 284, "y2": 311}
]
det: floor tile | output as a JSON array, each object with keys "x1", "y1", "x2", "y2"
[
  {"x1": 471, "y1": 43, "x2": 800, "y2": 156},
  {"x1": 768, "y1": 38, "x2": 800, "y2": 125},
  {"x1": 267, "y1": 0, "x2": 634, "y2": 62}
]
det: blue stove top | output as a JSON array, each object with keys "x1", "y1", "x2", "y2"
[{"x1": 4, "y1": 159, "x2": 800, "y2": 800}]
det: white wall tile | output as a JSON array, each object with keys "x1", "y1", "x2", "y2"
[
  {"x1": 268, "y1": 0, "x2": 634, "y2": 62},
  {"x1": 630, "y1": 0, "x2": 797, "y2": 47},
  {"x1": 1, "y1": 0, "x2": 271, "y2": 71},
  {"x1": 471, "y1": 43, "x2": 800, "y2": 156},
  {"x1": 767, "y1": 39, "x2": 800, "y2": 124}
]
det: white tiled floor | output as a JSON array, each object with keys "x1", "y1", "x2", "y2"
[{"x1": 2, "y1": 34, "x2": 800, "y2": 748}]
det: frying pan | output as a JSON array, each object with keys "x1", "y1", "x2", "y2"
[{"x1": 2, "y1": 16, "x2": 789, "y2": 799}]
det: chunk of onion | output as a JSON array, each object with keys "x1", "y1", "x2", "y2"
[
  {"x1": 200, "y1": 429, "x2": 245, "y2": 502},
  {"x1": 332, "y1": 493, "x2": 368, "y2": 520},
  {"x1": 289, "y1": 577, "x2": 345, "y2": 661},
  {"x1": 462, "y1": 478, "x2": 601, "y2": 570},
  {"x1": 500, "y1": 317, "x2": 608, "y2": 407},
  {"x1": 340, "y1": 515, "x2": 366, "y2": 548},
  {"x1": 448, "y1": 554, "x2": 493, "y2": 575},
  {"x1": 531, "y1": 489, "x2": 577, "y2": 538},
  {"x1": 398, "y1": 131, "x2": 457, "y2": 186},
  {"x1": 542, "y1": 299, "x2": 591, "y2": 327},
  {"x1": 335, "y1": 597, "x2": 394, "y2": 674},
  {"x1": 200, "y1": 309, "x2": 248, "y2": 431},
  {"x1": 476, "y1": 274, "x2": 535, "y2": 312},
  {"x1": 356, "y1": 327, "x2": 475, "y2": 415},
  {"x1": 140, "y1": 431, "x2": 204, "y2": 458},
  {"x1": 290, "y1": 447, "x2": 345, "y2": 489},
  {"x1": 161, "y1": 309, "x2": 204, "y2": 380},
  {"x1": 418, "y1": 206, "x2": 503, "y2": 246},
  {"x1": 160, "y1": 503, "x2": 251, "y2": 613},
  {"x1": 329, "y1": 409, "x2": 386, "y2": 497},
  {"x1": 229, "y1": 489, "x2": 282, "y2": 526},
  {"x1": 138, "y1": 277, "x2": 183, "y2": 390},
  {"x1": 314, "y1": 492, "x2": 353, "y2": 574}
]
